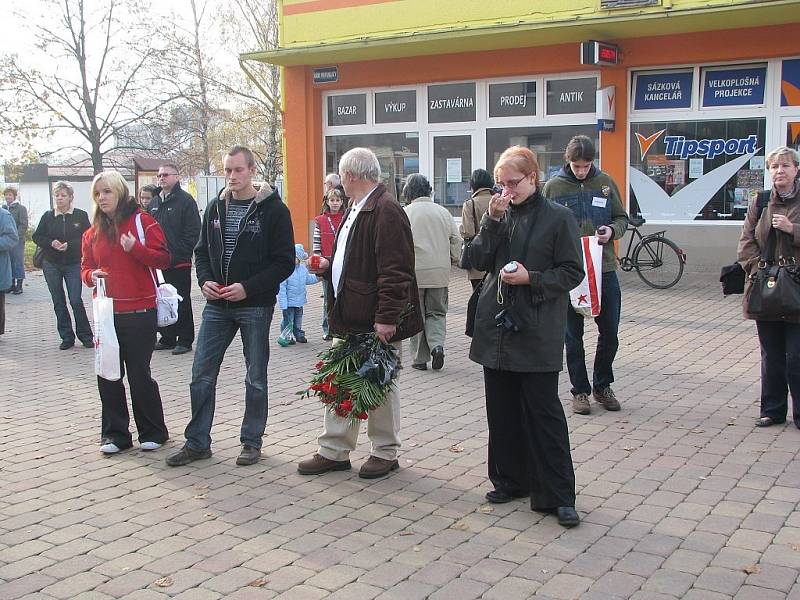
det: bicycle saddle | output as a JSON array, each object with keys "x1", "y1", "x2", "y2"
[{"x1": 629, "y1": 216, "x2": 646, "y2": 227}]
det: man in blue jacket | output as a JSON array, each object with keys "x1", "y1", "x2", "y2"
[
  {"x1": 166, "y1": 145, "x2": 295, "y2": 467},
  {"x1": 149, "y1": 163, "x2": 201, "y2": 355}
]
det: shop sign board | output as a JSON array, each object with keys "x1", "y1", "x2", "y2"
[
  {"x1": 781, "y1": 59, "x2": 800, "y2": 106},
  {"x1": 375, "y1": 90, "x2": 417, "y2": 124},
  {"x1": 546, "y1": 78, "x2": 596, "y2": 115},
  {"x1": 327, "y1": 93, "x2": 367, "y2": 126},
  {"x1": 428, "y1": 83, "x2": 476, "y2": 123},
  {"x1": 313, "y1": 66, "x2": 338, "y2": 84},
  {"x1": 702, "y1": 66, "x2": 766, "y2": 107},
  {"x1": 489, "y1": 82, "x2": 536, "y2": 118},
  {"x1": 596, "y1": 86, "x2": 615, "y2": 132},
  {"x1": 633, "y1": 71, "x2": 693, "y2": 110}
]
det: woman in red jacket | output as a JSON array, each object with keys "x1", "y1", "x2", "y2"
[
  {"x1": 312, "y1": 186, "x2": 346, "y2": 340},
  {"x1": 81, "y1": 170, "x2": 172, "y2": 455}
]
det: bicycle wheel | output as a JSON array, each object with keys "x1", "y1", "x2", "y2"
[{"x1": 632, "y1": 237, "x2": 684, "y2": 289}]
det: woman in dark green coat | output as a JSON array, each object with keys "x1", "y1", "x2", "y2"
[{"x1": 468, "y1": 145, "x2": 583, "y2": 527}]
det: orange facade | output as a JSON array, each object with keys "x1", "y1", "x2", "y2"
[{"x1": 283, "y1": 23, "x2": 800, "y2": 243}]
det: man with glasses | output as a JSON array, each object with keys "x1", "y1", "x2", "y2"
[{"x1": 149, "y1": 162, "x2": 201, "y2": 355}]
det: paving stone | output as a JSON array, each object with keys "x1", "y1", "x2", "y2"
[
  {"x1": 537, "y1": 573, "x2": 594, "y2": 599},
  {"x1": 41, "y1": 572, "x2": 109, "y2": 599},
  {"x1": 0, "y1": 574, "x2": 57, "y2": 600},
  {"x1": 428, "y1": 578, "x2": 489, "y2": 600},
  {"x1": 695, "y1": 566, "x2": 747, "y2": 596},
  {"x1": 639, "y1": 568, "x2": 696, "y2": 597},
  {"x1": 662, "y1": 549, "x2": 713, "y2": 575},
  {"x1": 587, "y1": 570, "x2": 645, "y2": 597},
  {"x1": 481, "y1": 576, "x2": 541, "y2": 600},
  {"x1": 304, "y1": 565, "x2": 364, "y2": 592}
]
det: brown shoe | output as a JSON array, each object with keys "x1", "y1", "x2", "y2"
[
  {"x1": 571, "y1": 393, "x2": 590, "y2": 415},
  {"x1": 593, "y1": 387, "x2": 621, "y2": 411},
  {"x1": 359, "y1": 456, "x2": 399, "y2": 479},
  {"x1": 297, "y1": 453, "x2": 351, "y2": 475}
]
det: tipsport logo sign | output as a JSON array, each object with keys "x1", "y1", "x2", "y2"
[{"x1": 635, "y1": 129, "x2": 758, "y2": 161}]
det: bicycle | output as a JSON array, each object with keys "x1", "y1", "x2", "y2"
[{"x1": 618, "y1": 216, "x2": 686, "y2": 289}]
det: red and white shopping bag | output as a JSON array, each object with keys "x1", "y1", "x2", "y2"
[{"x1": 569, "y1": 235, "x2": 603, "y2": 318}]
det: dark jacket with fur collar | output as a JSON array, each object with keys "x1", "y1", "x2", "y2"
[
  {"x1": 325, "y1": 184, "x2": 423, "y2": 342},
  {"x1": 195, "y1": 184, "x2": 295, "y2": 308}
]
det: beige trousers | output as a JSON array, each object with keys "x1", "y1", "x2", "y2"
[{"x1": 317, "y1": 342, "x2": 402, "y2": 462}]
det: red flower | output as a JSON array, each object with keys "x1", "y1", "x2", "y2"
[
  {"x1": 315, "y1": 361, "x2": 324, "y2": 370},
  {"x1": 339, "y1": 399, "x2": 353, "y2": 412},
  {"x1": 355, "y1": 412, "x2": 368, "y2": 420}
]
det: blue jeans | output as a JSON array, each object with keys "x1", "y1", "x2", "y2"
[
  {"x1": 10, "y1": 239, "x2": 24, "y2": 280},
  {"x1": 565, "y1": 270, "x2": 622, "y2": 395},
  {"x1": 42, "y1": 259, "x2": 92, "y2": 344},
  {"x1": 185, "y1": 303, "x2": 274, "y2": 451},
  {"x1": 756, "y1": 320, "x2": 800, "y2": 427},
  {"x1": 280, "y1": 306, "x2": 305, "y2": 338}
]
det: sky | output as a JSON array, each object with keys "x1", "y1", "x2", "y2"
[{"x1": 1, "y1": 0, "x2": 243, "y2": 166}]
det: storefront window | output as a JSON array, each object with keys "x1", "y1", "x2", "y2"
[
  {"x1": 629, "y1": 119, "x2": 766, "y2": 221},
  {"x1": 325, "y1": 133, "x2": 419, "y2": 201},
  {"x1": 486, "y1": 125, "x2": 598, "y2": 182}
]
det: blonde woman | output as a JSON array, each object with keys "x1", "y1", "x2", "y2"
[{"x1": 81, "y1": 171, "x2": 171, "y2": 454}]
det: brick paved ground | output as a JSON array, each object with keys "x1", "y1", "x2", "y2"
[{"x1": 2, "y1": 267, "x2": 800, "y2": 599}]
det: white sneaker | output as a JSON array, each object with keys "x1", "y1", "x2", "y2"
[
  {"x1": 140, "y1": 441, "x2": 162, "y2": 451},
  {"x1": 100, "y1": 442, "x2": 121, "y2": 454}
]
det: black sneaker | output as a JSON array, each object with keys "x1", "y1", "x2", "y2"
[
  {"x1": 154, "y1": 340, "x2": 176, "y2": 351},
  {"x1": 80, "y1": 338, "x2": 94, "y2": 349},
  {"x1": 431, "y1": 346, "x2": 445, "y2": 370},
  {"x1": 236, "y1": 445, "x2": 261, "y2": 466},
  {"x1": 59, "y1": 340, "x2": 75, "y2": 350},
  {"x1": 166, "y1": 445, "x2": 212, "y2": 466},
  {"x1": 171, "y1": 345, "x2": 192, "y2": 355}
]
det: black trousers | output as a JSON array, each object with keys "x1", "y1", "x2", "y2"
[
  {"x1": 484, "y1": 367, "x2": 576, "y2": 509},
  {"x1": 98, "y1": 310, "x2": 168, "y2": 447},
  {"x1": 157, "y1": 267, "x2": 195, "y2": 347}
]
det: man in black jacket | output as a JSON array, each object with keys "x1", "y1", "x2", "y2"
[
  {"x1": 149, "y1": 163, "x2": 201, "y2": 355},
  {"x1": 166, "y1": 146, "x2": 294, "y2": 468}
]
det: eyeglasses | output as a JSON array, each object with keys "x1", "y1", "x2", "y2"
[
  {"x1": 496, "y1": 176, "x2": 528, "y2": 189},
  {"x1": 157, "y1": 173, "x2": 178, "y2": 178}
]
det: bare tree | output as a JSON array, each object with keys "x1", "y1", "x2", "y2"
[
  {"x1": 0, "y1": 0, "x2": 177, "y2": 173},
  {"x1": 218, "y1": 0, "x2": 283, "y2": 182}
]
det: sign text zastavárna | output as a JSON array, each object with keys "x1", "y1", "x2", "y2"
[{"x1": 664, "y1": 135, "x2": 758, "y2": 160}]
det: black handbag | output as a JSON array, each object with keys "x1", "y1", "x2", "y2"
[
  {"x1": 719, "y1": 263, "x2": 745, "y2": 295},
  {"x1": 458, "y1": 199, "x2": 479, "y2": 270},
  {"x1": 32, "y1": 246, "x2": 45, "y2": 269},
  {"x1": 465, "y1": 276, "x2": 485, "y2": 337},
  {"x1": 746, "y1": 227, "x2": 800, "y2": 319},
  {"x1": 721, "y1": 192, "x2": 770, "y2": 296}
]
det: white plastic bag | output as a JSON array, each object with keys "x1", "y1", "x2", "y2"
[
  {"x1": 134, "y1": 213, "x2": 182, "y2": 327},
  {"x1": 570, "y1": 235, "x2": 603, "y2": 318},
  {"x1": 155, "y1": 280, "x2": 181, "y2": 327},
  {"x1": 93, "y1": 278, "x2": 121, "y2": 381}
]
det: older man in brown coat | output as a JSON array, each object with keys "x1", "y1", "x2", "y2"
[{"x1": 298, "y1": 147, "x2": 422, "y2": 479}]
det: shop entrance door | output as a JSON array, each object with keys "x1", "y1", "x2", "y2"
[
  {"x1": 431, "y1": 133, "x2": 473, "y2": 213},
  {"x1": 781, "y1": 116, "x2": 800, "y2": 152}
]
